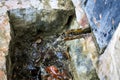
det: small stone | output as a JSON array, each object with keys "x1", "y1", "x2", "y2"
[{"x1": 35, "y1": 38, "x2": 42, "y2": 44}]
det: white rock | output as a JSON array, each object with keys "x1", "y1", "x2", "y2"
[{"x1": 98, "y1": 23, "x2": 120, "y2": 80}]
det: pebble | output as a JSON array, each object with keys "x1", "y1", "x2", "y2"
[{"x1": 35, "y1": 38, "x2": 41, "y2": 44}]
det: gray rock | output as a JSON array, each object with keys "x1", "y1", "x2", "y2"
[{"x1": 8, "y1": 8, "x2": 74, "y2": 39}]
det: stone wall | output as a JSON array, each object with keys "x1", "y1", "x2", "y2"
[{"x1": 0, "y1": 0, "x2": 120, "y2": 80}]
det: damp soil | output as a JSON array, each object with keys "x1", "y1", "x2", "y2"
[{"x1": 8, "y1": 33, "x2": 73, "y2": 80}]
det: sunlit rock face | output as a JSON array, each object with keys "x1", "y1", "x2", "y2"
[
  {"x1": 84, "y1": 0, "x2": 120, "y2": 53},
  {"x1": 97, "y1": 23, "x2": 120, "y2": 80}
]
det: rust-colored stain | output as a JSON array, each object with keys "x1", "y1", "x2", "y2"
[
  {"x1": 46, "y1": 66, "x2": 60, "y2": 78},
  {"x1": 45, "y1": 66, "x2": 69, "y2": 80}
]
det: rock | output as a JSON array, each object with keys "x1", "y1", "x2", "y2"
[
  {"x1": 0, "y1": 6, "x2": 10, "y2": 80},
  {"x1": 8, "y1": 7, "x2": 74, "y2": 39},
  {"x1": 97, "y1": 23, "x2": 120, "y2": 80},
  {"x1": 71, "y1": 0, "x2": 120, "y2": 80},
  {"x1": 35, "y1": 38, "x2": 41, "y2": 44},
  {"x1": 66, "y1": 19, "x2": 99, "y2": 80},
  {"x1": 84, "y1": 0, "x2": 120, "y2": 53}
]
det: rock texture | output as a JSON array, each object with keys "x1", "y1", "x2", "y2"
[
  {"x1": 84, "y1": 0, "x2": 120, "y2": 53},
  {"x1": 66, "y1": 19, "x2": 99, "y2": 80},
  {"x1": 72, "y1": 0, "x2": 120, "y2": 53},
  {"x1": 1, "y1": 0, "x2": 99, "y2": 80},
  {"x1": 7, "y1": 0, "x2": 75, "y2": 80},
  {"x1": 8, "y1": 8, "x2": 74, "y2": 38},
  {"x1": 71, "y1": 0, "x2": 120, "y2": 80},
  {"x1": 0, "y1": 0, "x2": 120, "y2": 80},
  {"x1": 72, "y1": 0, "x2": 89, "y2": 29},
  {"x1": 0, "y1": 2, "x2": 10, "y2": 80},
  {"x1": 0, "y1": 0, "x2": 74, "y2": 80},
  {"x1": 97, "y1": 23, "x2": 120, "y2": 80}
]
